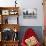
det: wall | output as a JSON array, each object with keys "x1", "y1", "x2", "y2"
[
  {"x1": 17, "y1": 0, "x2": 44, "y2": 26},
  {"x1": 0, "y1": 0, "x2": 15, "y2": 7},
  {"x1": 0, "y1": 0, "x2": 44, "y2": 26}
]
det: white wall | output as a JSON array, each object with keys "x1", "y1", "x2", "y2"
[
  {"x1": 0, "y1": 0, "x2": 44, "y2": 26},
  {"x1": 17, "y1": 0, "x2": 44, "y2": 26},
  {"x1": 0, "y1": 0, "x2": 15, "y2": 7}
]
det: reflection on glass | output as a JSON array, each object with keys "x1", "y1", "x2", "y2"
[
  {"x1": 23, "y1": 8, "x2": 37, "y2": 19},
  {"x1": 23, "y1": 8, "x2": 37, "y2": 15},
  {"x1": 2, "y1": 28, "x2": 18, "y2": 41}
]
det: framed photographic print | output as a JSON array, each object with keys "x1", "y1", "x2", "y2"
[
  {"x1": 1, "y1": 28, "x2": 13, "y2": 41},
  {"x1": 2, "y1": 16, "x2": 18, "y2": 24},
  {"x1": 8, "y1": 16, "x2": 18, "y2": 24},
  {"x1": 23, "y1": 8, "x2": 37, "y2": 19},
  {"x1": 2, "y1": 16, "x2": 8, "y2": 24},
  {"x1": 2, "y1": 10, "x2": 9, "y2": 15},
  {"x1": 9, "y1": 10, "x2": 18, "y2": 15}
]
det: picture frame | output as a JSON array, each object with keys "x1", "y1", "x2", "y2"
[
  {"x1": 2, "y1": 16, "x2": 18, "y2": 24},
  {"x1": 9, "y1": 10, "x2": 18, "y2": 15},
  {"x1": 2, "y1": 10, "x2": 9, "y2": 15},
  {"x1": 8, "y1": 16, "x2": 18, "y2": 24},
  {"x1": 1, "y1": 28, "x2": 18, "y2": 41},
  {"x1": 23, "y1": 8, "x2": 37, "y2": 19},
  {"x1": 1, "y1": 28, "x2": 13, "y2": 41}
]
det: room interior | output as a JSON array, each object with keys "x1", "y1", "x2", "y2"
[{"x1": 0, "y1": 0, "x2": 46, "y2": 46}]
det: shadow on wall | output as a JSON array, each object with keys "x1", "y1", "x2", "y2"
[{"x1": 18, "y1": 26, "x2": 43, "y2": 44}]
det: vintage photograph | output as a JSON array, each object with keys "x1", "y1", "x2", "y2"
[{"x1": 23, "y1": 8, "x2": 37, "y2": 19}]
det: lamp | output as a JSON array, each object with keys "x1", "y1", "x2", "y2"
[{"x1": 15, "y1": 0, "x2": 17, "y2": 7}]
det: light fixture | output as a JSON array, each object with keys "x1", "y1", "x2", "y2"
[{"x1": 15, "y1": 0, "x2": 17, "y2": 7}]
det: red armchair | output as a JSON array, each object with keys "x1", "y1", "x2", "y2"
[{"x1": 21, "y1": 28, "x2": 41, "y2": 46}]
